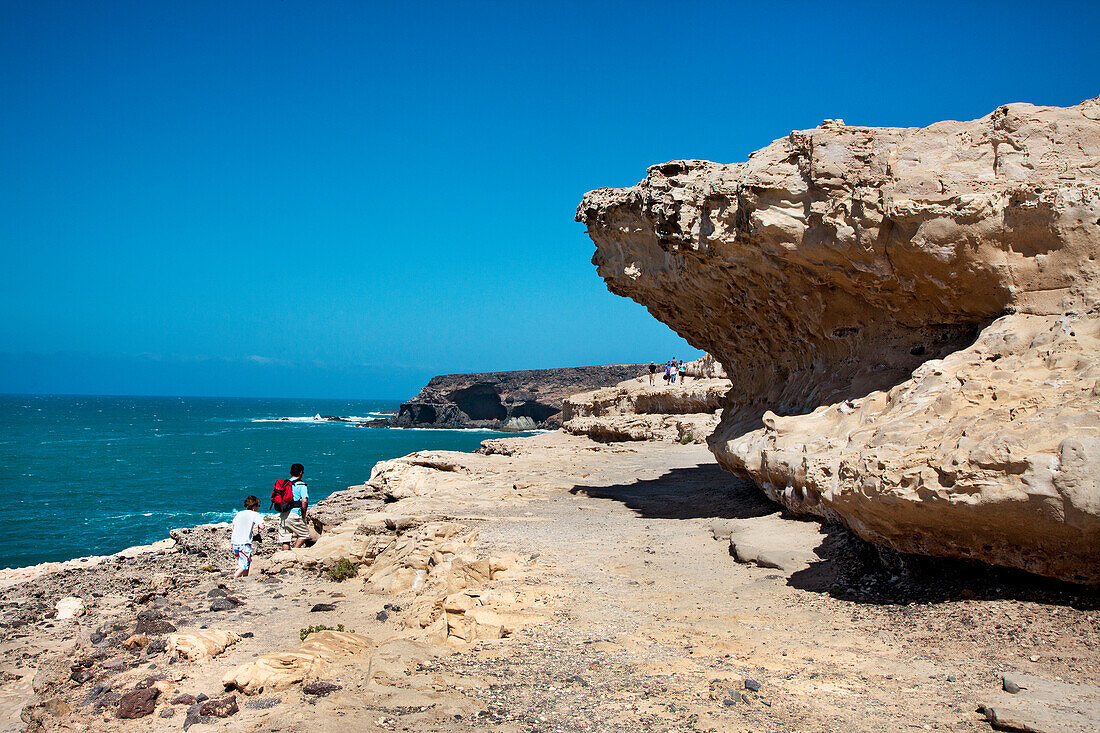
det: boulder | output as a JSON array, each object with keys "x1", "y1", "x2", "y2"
[
  {"x1": 54, "y1": 597, "x2": 84, "y2": 620},
  {"x1": 116, "y1": 686, "x2": 158, "y2": 719},
  {"x1": 221, "y1": 631, "x2": 371, "y2": 695},
  {"x1": 122, "y1": 634, "x2": 149, "y2": 650},
  {"x1": 198, "y1": 695, "x2": 238, "y2": 718},
  {"x1": 167, "y1": 630, "x2": 242, "y2": 661},
  {"x1": 577, "y1": 97, "x2": 1100, "y2": 583}
]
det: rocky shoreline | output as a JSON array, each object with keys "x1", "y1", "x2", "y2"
[
  {"x1": 373, "y1": 364, "x2": 651, "y2": 431},
  {"x1": 1, "y1": 428, "x2": 1097, "y2": 732}
]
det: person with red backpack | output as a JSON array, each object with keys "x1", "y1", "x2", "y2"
[{"x1": 272, "y1": 463, "x2": 310, "y2": 550}]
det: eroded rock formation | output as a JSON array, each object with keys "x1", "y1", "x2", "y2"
[
  {"x1": 577, "y1": 98, "x2": 1100, "y2": 583},
  {"x1": 382, "y1": 364, "x2": 648, "y2": 430},
  {"x1": 562, "y1": 375, "x2": 730, "y2": 443}
]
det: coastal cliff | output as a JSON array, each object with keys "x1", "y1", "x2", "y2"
[
  {"x1": 381, "y1": 364, "x2": 648, "y2": 431},
  {"x1": 578, "y1": 98, "x2": 1100, "y2": 583}
]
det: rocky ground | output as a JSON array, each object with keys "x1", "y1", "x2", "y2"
[{"x1": 0, "y1": 431, "x2": 1096, "y2": 732}]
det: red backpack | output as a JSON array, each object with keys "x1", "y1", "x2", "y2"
[{"x1": 270, "y1": 478, "x2": 300, "y2": 512}]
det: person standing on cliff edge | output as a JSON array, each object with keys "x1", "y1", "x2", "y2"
[
  {"x1": 278, "y1": 463, "x2": 310, "y2": 550},
  {"x1": 230, "y1": 495, "x2": 265, "y2": 578},
  {"x1": 648, "y1": 361, "x2": 657, "y2": 385}
]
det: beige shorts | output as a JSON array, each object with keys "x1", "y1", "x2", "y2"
[{"x1": 278, "y1": 512, "x2": 310, "y2": 543}]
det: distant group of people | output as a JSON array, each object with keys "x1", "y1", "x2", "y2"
[
  {"x1": 648, "y1": 359, "x2": 686, "y2": 386},
  {"x1": 229, "y1": 463, "x2": 312, "y2": 578}
]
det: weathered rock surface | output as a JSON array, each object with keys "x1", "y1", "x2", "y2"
[
  {"x1": 167, "y1": 629, "x2": 241, "y2": 661},
  {"x1": 562, "y1": 376, "x2": 730, "y2": 443},
  {"x1": 53, "y1": 598, "x2": 84, "y2": 621},
  {"x1": 682, "y1": 353, "x2": 727, "y2": 379},
  {"x1": 577, "y1": 97, "x2": 1100, "y2": 582},
  {"x1": 980, "y1": 671, "x2": 1100, "y2": 733},
  {"x1": 710, "y1": 515, "x2": 827, "y2": 574},
  {"x1": 379, "y1": 364, "x2": 648, "y2": 430},
  {"x1": 116, "y1": 684, "x2": 158, "y2": 719},
  {"x1": 222, "y1": 630, "x2": 372, "y2": 694}
]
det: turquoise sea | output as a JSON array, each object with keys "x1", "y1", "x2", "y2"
[{"x1": 2, "y1": 395, "x2": 529, "y2": 569}]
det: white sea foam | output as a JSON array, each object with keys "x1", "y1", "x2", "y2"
[
  {"x1": 251, "y1": 413, "x2": 387, "y2": 424},
  {"x1": 385, "y1": 427, "x2": 538, "y2": 434}
]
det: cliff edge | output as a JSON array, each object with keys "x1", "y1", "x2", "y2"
[
  {"x1": 384, "y1": 364, "x2": 648, "y2": 431},
  {"x1": 577, "y1": 98, "x2": 1100, "y2": 583}
]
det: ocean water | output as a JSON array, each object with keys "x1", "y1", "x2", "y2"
[{"x1": 2, "y1": 395, "x2": 531, "y2": 569}]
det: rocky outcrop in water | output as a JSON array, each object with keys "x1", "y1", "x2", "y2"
[
  {"x1": 577, "y1": 97, "x2": 1100, "y2": 583},
  {"x1": 380, "y1": 364, "x2": 648, "y2": 431}
]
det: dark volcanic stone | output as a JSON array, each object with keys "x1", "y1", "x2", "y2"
[
  {"x1": 116, "y1": 686, "x2": 159, "y2": 719},
  {"x1": 195, "y1": 693, "x2": 209, "y2": 702},
  {"x1": 385, "y1": 364, "x2": 649, "y2": 430},
  {"x1": 147, "y1": 638, "x2": 167, "y2": 654},
  {"x1": 199, "y1": 695, "x2": 239, "y2": 718},
  {"x1": 81, "y1": 683, "x2": 112, "y2": 707},
  {"x1": 310, "y1": 603, "x2": 336, "y2": 612},
  {"x1": 171, "y1": 693, "x2": 197, "y2": 705},
  {"x1": 159, "y1": 707, "x2": 176, "y2": 718},
  {"x1": 207, "y1": 588, "x2": 228, "y2": 598},
  {"x1": 245, "y1": 697, "x2": 282, "y2": 710},
  {"x1": 135, "y1": 618, "x2": 177, "y2": 635},
  {"x1": 303, "y1": 681, "x2": 341, "y2": 696},
  {"x1": 744, "y1": 679, "x2": 762, "y2": 692},
  {"x1": 375, "y1": 610, "x2": 389, "y2": 622},
  {"x1": 183, "y1": 703, "x2": 207, "y2": 730},
  {"x1": 70, "y1": 668, "x2": 94, "y2": 684},
  {"x1": 89, "y1": 632, "x2": 105, "y2": 644},
  {"x1": 209, "y1": 598, "x2": 240, "y2": 612}
]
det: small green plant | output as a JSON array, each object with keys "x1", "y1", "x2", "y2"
[
  {"x1": 200, "y1": 564, "x2": 218, "y2": 572},
  {"x1": 300, "y1": 623, "x2": 354, "y2": 641},
  {"x1": 680, "y1": 433, "x2": 694, "y2": 445},
  {"x1": 325, "y1": 558, "x2": 358, "y2": 582}
]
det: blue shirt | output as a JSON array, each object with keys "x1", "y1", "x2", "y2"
[{"x1": 292, "y1": 481, "x2": 308, "y2": 516}]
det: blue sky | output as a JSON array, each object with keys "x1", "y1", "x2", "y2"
[{"x1": 2, "y1": 1, "x2": 1098, "y2": 399}]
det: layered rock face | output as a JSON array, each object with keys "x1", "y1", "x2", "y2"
[
  {"x1": 562, "y1": 375, "x2": 730, "y2": 443},
  {"x1": 385, "y1": 364, "x2": 648, "y2": 430},
  {"x1": 577, "y1": 98, "x2": 1100, "y2": 583}
]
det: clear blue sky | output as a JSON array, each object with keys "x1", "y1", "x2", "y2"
[{"x1": 2, "y1": 1, "x2": 1097, "y2": 399}]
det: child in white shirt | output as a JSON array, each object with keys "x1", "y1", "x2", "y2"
[{"x1": 230, "y1": 495, "x2": 265, "y2": 578}]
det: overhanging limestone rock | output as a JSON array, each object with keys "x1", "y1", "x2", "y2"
[{"x1": 577, "y1": 98, "x2": 1100, "y2": 583}]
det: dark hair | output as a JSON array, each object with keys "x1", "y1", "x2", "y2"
[
  {"x1": 290, "y1": 463, "x2": 304, "y2": 478},
  {"x1": 244, "y1": 495, "x2": 260, "y2": 510}
]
